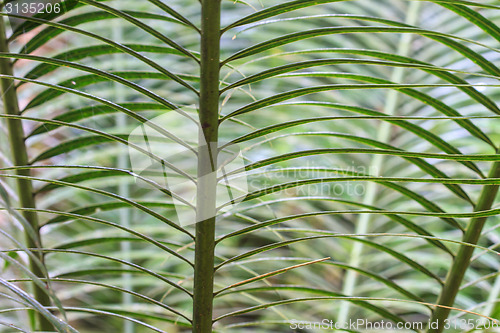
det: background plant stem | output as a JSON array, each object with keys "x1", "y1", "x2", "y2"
[
  {"x1": 193, "y1": 0, "x2": 221, "y2": 332},
  {"x1": 0, "y1": 17, "x2": 53, "y2": 332},
  {"x1": 428, "y1": 156, "x2": 500, "y2": 333},
  {"x1": 112, "y1": 13, "x2": 135, "y2": 333},
  {"x1": 337, "y1": 0, "x2": 421, "y2": 322}
]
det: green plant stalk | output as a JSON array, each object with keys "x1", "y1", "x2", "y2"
[
  {"x1": 193, "y1": 0, "x2": 221, "y2": 332},
  {"x1": 0, "y1": 17, "x2": 53, "y2": 332},
  {"x1": 337, "y1": 0, "x2": 421, "y2": 322},
  {"x1": 428, "y1": 156, "x2": 500, "y2": 333}
]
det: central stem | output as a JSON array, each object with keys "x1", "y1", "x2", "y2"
[{"x1": 193, "y1": 1, "x2": 221, "y2": 332}]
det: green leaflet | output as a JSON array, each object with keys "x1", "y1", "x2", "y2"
[
  {"x1": 29, "y1": 102, "x2": 165, "y2": 137},
  {"x1": 1, "y1": 13, "x2": 198, "y2": 93},
  {"x1": 223, "y1": 26, "x2": 500, "y2": 64},
  {"x1": 22, "y1": 44, "x2": 193, "y2": 84},
  {"x1": 222, "y1": 77, "x2": 494, "y2": 146}
]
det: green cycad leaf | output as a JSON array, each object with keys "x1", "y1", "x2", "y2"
[
  {"x1": 13, "y1": 247, "x2": 193, "y2": 295},
  {"x1": 0, "y1": 173, "x2": 194, "y2": 238},
  {"x1": 78, "y1": 0, "x2": 199, "y2": 61},
  {"x1": 437, "y1": 3, "x2": 500, "y2": 43},
  {"x1": 228, "y1": 197, "x2": 452, "y2": 253},
  {"x1": 222, "y1": 78, "x2": 494, "y2": 146},
  {"x1": 223, "y1": 26, "x2": 500, "y2": 64},
  {"x1": 50, "y1": 306, "x2": 191, "y2": 331},
  {"x1": 229, "y1": 102, "x2": 484, "y2": 176},
  {"x1": 0, "y1": 277, "x2": 78, "y2": 333},
  {"x1": 11, "y1": 277, "x2": 191, "y2": 321},
  {"x1": 223, "y1": 57, "x2": 500, "y2": 115},
  {"x1": 28, "y1": 102, "x2": 165, "y2": 137},
  {"x1": 220, "y1": 285, "x2": 410, "y2": 326},
  {"x1": 218, "y1": 256, "x2": 426, "y2": 302},
  {"x1": 222, "y1": 0, "x2": 500, "y2": 33},
  {"x1": 215, "y1": 235, "x2": 443, "y2": 284},
  {"x1": 10, "y1": 9, "x2": 190, "y2": 54},
  {"x1": 24, "y1": 70, "x2": 196, "y2": 110},
  {"x1": 1, "y1": 13, "x2": 199, "y2": 93},
  {"x1": 22, "y1": 44, "x2": 192, "y2": 83},
  {"x1": 230, "y1": 125, "x2": 475, "y2": 201}
]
